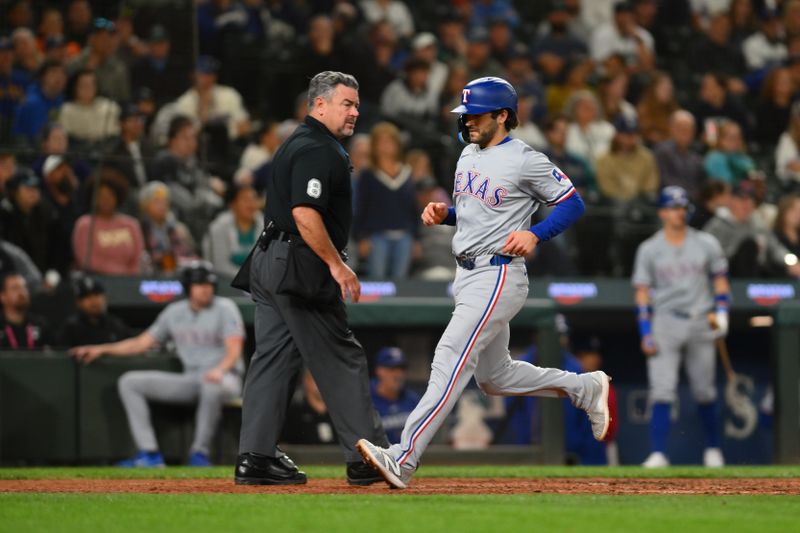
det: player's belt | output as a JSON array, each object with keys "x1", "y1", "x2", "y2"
[{"x1": 455, "y1": 254, "x2": 514, "y2": 270}]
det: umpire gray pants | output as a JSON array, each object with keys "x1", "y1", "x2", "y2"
[
  {"x1": 238, "y1": 243, "x2": 387, "y2": 463},
  {"x1": 118, "y1": 370, "x2": 242, "y2": 455}
]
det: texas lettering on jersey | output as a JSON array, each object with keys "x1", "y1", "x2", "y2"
[{"x1": 454, "y1": 170, "x2": 508, "y2": 207}]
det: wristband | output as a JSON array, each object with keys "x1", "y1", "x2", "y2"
[
  {"x1": 637, "y1": 304, "x2": 652, "y2": 338},
  {"x1": 714, "y1": 293, "x2": 731, "y2": 312}
]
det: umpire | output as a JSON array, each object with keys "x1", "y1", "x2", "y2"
[{"x1": 235, "y1": 71, "x2": 388, "y2": 486}]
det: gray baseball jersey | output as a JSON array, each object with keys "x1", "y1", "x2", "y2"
[
  {"x1": 147, "y1": 296, "x2": 245, "y2": 374},
  {"x1": 632, "y1": 228, "x2": 728, "y2": 317},
  {"x1": 451, "y1": 138, "x2": 576, "y2": 257}
]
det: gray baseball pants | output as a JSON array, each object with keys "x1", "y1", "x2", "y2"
[
  {"x1": 650, "y1": 312, "x2": 717, "y2": 404},
  {"x1": 388, "y1": 258, "x2": 598, "y2": 470},
  {"x1": 118, "y1": 370, "x2": 242, "y2": 455}
]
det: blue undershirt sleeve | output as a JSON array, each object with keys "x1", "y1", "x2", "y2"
[
  {"x1": 529, "y1": 191, "x2": 585, "y2": 242},
  {"x1": 442, "y1": 206, "x2": 456, "y2": 226}
]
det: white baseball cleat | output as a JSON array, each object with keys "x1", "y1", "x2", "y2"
[
  {"x1": 642, "y1": 452, "x2": 670, "y2": 468},
  {"x1": 585, "y1": 371, "x2": 611, "y2": 441},
  {"x1": 356, "y1": 439, "x2": 407, "y2": 489},
  {"x1": 703, "y1": 447, "x2": 725, "y2": 468}
]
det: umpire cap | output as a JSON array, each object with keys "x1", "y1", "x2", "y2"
[
  {"x1": 451, "y1": 77, "x2": 518, "y2": 115},
  {"x1": 181, "y1": 260, "x2": 218, "y2": 294},
  {"x1": 658, "y1": 186, "x2": 690, "y2": 209}
]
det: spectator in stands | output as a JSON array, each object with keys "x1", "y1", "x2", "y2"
[
  {"x1": 67, "y1": 18, "x2": 130, "y2": 103},
  {"x1": 545, "y1": 57, "x2": 593, "y2": 118},
  {"x1": 0, "y1": 151, "x2": 16, "y2": 199},
  {"x1": 786, "y1": 0, "x2": 800, "y2": 40},
  {"x1": 105, "y1": 104, "x2": 153, "y2": 190},
  {"x1": 532, "y1": 1, "x2": 589, "y2": 84},
  {"x1": 32, "y1": 123, "x2": 90, "y2": 184},
  {"x1": 704, "y1": 120, "x2": 755, "y2": 185},
  {"x1": 113, "y1": 13, "x2": 148, "y2": 68},
  {"x1": 654, "y1": 110, "x2": 706, "y2": 200},
  {"x1": 354, "y1": 122, "x2": 418, "y2": 280},
  {"x1": 487, "y1": 17, "x2": 516, "y2": 65},
  {"x1": 380, "y1": 57, "x2": 438, "y2": 125},
  {"x1": 0, "y1": 271, "x2": 50, "y2": 349},
  {"x1": 72, "y1": 174, "x2": 145, "y2": 275},
  {"x1": 465, "y1": 27, "x2": 505, "y2": 80},
  {"x1": 130, "y1": 25, "x2": 189, "y2": 107},
  {"x1": 173, "y1": 55, "x2": 250, "y2": 141},
  {"x1": 410, "y1": 32, "x2": 448, "y2": 99},
  {"x1": 295, "y1": 15, "x2": 344, "y2": 88},
  {"x1": 150, "y1": 115, "x2": 224, "y2": 242},
  {"x1": 690, "y1": 12, "x2": 748, "y2": 85},
  {"x1": 37, "y1": 7, "x2": 67, "y2": 52},
  {"x1": 370, "y1": 347, "x2": 421, "y2": 444},
  {"x1": 59, "y1": 69, "x2": 120, "y2": 144},
  {"x1": 43, "y1": 36, "x2": 69, "y2": 65},
  {"x1": 468, "y1": 0, "x2": 520, "y2": 29},
  {"x1": 6, "y1": 1, "x2": 34, "y2": 32},
  {"x1": 755, "y1": 67, "x2": 794, "y2": 147},
  {"x1": 590, "y1": 0, "x2": 655, "y2": 73},
  {"x1": 598, "y1": 72, "x2": 637, "y2": 126},
  {"x1": 773, "y1": 194, "x2": 800, "y2": 259},
  {"x1": 0, "y1": 169, "x2": 55, "y2": 274},
  {"x1": 437, "y1": 8, "x2": 468, "y2": 64},
  {"x1": 511, "y1": 90, "x2": 546, "y2": 150},
  {"x1": 138, "y1": 181, "x2": 196, "y2": 274},
  {"x1": 349, "y1": 133, "x2": 371, "y2": 178},
  {"x1": 11, "y1": 27, "x2": 42, "y2": 86},
  {"x1": 0, "y1": 36, "x2": 26, "y2": 143},
  {"x1": 12, "y1": 60, "x2": 67, "y2": 142},
  {"x1": 690, "y1": 180, "x2": 730, "y2": 229},
  {"x1": 407, "y1": 149, "x2": 454, "y2": 279},
  {"x1": 564, "y1": 90, "x2": 616, "y2": 166},
  {"x1": 203, "y1": 183, "x2": 263, "y2": 279},
  {"x1": 346, "y1": 20, "x2": 396, "y2": 106},
  {"x1": 595, "y1": 115, "x2": 659, "y2": 202},
  {"x1": 776, "y1": 101, "x2": 800, "y2": 186},
  {"x1": 636, "y1": 72, "x2": 680, "y2": 146},
  {"x1": 57, "y1": 275, "x2": 132, "y2": 348},
  {"x1": 742, "y1": 7, "x2": 787, "y2": 72},
  {"x1": 39, "y1": 155, "x2": 78, "y2": 275},
  {"x1": 729, "y1": 0, "x2": 758, "y2": 46},
  {"x1": 692, "y1": 72, "x2": 750, "y2": 139},
  {"x1": 239, "y1": 120, "x2": 280, "y2": 171},
  {"x1": 361, "y1": 0, "x2": 415, "y2": 39},
  {"x1": 704, "y1": 180, "x2": 800, "y2": 277},
  {"x1": 66, "y1": 0, "x2": 93, "y2": 48},
  {"x1": 504, "y1": 44, "x2": 547, "y2": 122},
  {"x1": 542, "y1": 114, "x2": 595, "y2": 198},
  {"x1": 71, "y1": 261, "x2": 245, "y2": 467}
]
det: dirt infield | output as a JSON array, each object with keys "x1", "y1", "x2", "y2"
[{"x1": 2, "y1": 477, "x2": 799, "y2": 495}]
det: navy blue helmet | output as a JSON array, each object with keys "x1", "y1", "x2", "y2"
[{"x1": 451, "y1": 77, "x2": 518, "y2": 115}]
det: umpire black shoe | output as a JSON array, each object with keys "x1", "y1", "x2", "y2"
[
  {"x1": 346, "y1": 461, "x2": 383, "y2": 486},
  {"x1": 234, "y1": 452, "x2": 307, "y2": 485}
]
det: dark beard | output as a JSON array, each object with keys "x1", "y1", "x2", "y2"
[{"x1": 475, "y1": 121, "x2": 499, "y2": 148}]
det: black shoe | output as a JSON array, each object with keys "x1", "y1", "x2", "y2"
[
  {"x1": 346, "y1": 461, "x2": 383, "y2": 486},
  {"x1": 234, "y1": 452, "x2": 307, "y2": 485}
]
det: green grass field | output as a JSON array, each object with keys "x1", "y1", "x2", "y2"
[{"x1": 1, "y1": 466, "x2": 799, "y2": 533}]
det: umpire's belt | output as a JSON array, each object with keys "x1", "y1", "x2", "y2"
[{"x1": 455, "y1": 254, "x2": 515, "y2": 270}]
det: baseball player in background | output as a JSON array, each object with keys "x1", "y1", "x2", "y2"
[
  {"x1": 71, "y1": 261, "x2": 244, "y2": 467},
  {"x1": 356, "y1": 77, "x2": 613, "y2": 489},
  {"x1": 633, "y1": 186, "x2": 730, "y2": 468}
]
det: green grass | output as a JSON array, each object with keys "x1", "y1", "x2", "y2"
[
  {"x1": 1, "y1": 465, "x2": 799, "y2": 480},
  {"x1": 1, "y1": 493, "x2": 799, "y2": 533}
]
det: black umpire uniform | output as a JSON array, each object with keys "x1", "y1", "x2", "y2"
[{"x1": 235, "y1": 102, "x2": 388, "y2": 485}]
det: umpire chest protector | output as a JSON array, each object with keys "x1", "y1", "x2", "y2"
[{"x1": 265, "y1": 116, "x2": 353, "y2": 251}]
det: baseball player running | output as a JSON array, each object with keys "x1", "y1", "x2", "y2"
[
  {"x1": 356, "y1": 77, "x2": 613, "y2": 489},
  {"x1": 633, "y1": 186, "x2": 730, "y2": 468}
]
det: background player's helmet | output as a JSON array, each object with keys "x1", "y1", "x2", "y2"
[
  {"x1": 658, "y1": 186, "x2": 691, "y2": 209},
  {"x1": 450, "y1": 77, "x2": 518, "y2": 115},
  {"x1": 181, "y1": 260, "x2": 218, "y2": 294}
]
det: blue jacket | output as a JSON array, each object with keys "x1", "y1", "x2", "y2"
[{"x1": 13, "y1": 85, "x2": 64, "y2": 141}]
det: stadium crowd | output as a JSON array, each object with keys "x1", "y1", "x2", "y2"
[{"x1": 1, "y1": 0, "x2": 800, "y2": 289}]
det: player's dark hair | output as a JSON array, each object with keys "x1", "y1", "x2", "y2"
[
  {"x1": 0, "y1": 270, "x2": 22, "y2": 292},
  {"x1": 492, "y1": 108, "x2": 518, "y2": 130}
]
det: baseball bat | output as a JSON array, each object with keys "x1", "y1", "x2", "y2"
[{"x1": 715, "y1": 336, "x2": 736, "y2": 383}]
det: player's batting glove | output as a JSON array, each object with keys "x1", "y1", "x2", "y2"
[{"x1": 712, "y1": 310, "x2": 729, "y2": 339}]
